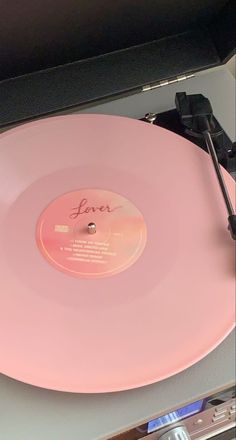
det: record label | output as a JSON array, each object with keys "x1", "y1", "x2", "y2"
[{"x1": 36, "y1": 189, "x2": 147, "y2": 278}]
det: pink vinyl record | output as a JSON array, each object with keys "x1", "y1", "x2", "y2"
[{"x1": 0, "y1": 114, "x2": 235, "y2": 393}]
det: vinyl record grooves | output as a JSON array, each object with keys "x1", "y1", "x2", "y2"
[{"x1": 0, "y1": 115, "x2": 235, "y2": 393}]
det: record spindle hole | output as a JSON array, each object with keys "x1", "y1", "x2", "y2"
[{"x1": 87, "y1": 222, "x2": 96, "y2": 234}]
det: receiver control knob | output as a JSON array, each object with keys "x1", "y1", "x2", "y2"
[{"x1": 159, "y1": 426, "x2": 191, "y2": 440}]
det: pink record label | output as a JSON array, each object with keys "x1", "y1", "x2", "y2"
[{"x1": 36, "y1": 189, "x2": 147, "y2": 278}]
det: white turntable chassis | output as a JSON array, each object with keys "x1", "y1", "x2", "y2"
[{"x1": 0, "y1": 60, "x2": 235, "y2": 440}]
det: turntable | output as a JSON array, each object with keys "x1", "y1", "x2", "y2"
[{"x1": 0, "y1": 1, "x2": 235, "y2": 439}]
